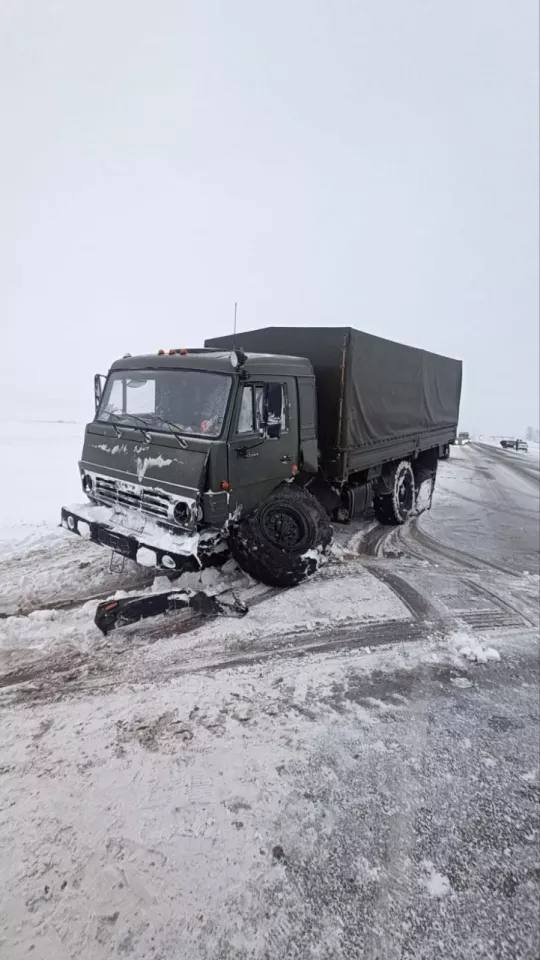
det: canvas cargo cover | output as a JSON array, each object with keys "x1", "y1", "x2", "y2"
[{"x1": 205, "y1": 327, "x2": 462, "y2": 458}]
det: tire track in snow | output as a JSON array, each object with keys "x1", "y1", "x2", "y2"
[
  {"x1": 3, "y1": 550, "x2": 535, "y2": 705},
  {"x1": 0, "y1": 538, "x2": 153, "y2": 618},
  {"x1": 4, "y1": 598, "x2": 537, "y2": 707},
  {"x1": 459, "y1": 577, "x2": 538, "y2": 629},
  {"x1": 435, "y1": 482, "x2": 535, "y2": 522},
  {"x1": 365, "y1": 567, "x2": 440, "y2": 621},
  {"x1": 472, "y1": 443, "x2": 540, "y2": 486},
  {"x1": 0, "y1": 583, "x2": 285, "y2": 690},
  {"x1": 398, "y1": 519, "x2": 520, "y2": 577},
  {"x1": 1, "y1": 586, "x2": 148, "y2": 619},
  {"x1": 0, "y1": 617, "x2": 437, "y2": 705},
  {"x1": 345, "y1": 521, "x2": 405, "y2": 560}
]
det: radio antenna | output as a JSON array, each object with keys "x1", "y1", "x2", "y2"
[{"x1": 233, "y1": 301, "x2": 238, "y2": 345}]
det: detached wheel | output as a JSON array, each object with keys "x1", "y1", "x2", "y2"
[
  {"x1": 373, "y1": 460, "x2": 416, "y2": 525},
  {"x1": 229, "y1": 485, "x2": 332, "y2": 588}
]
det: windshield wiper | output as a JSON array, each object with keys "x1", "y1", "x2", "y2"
[
  {"x1": 108, "y1": 413, "x2": 152, "y2": 440},
  {"x1": 143, "y1": 414, "x2": 189, "y2": 448},
  {"x1": 104, "y1": 412, "x2": 188, "y2": 447}
]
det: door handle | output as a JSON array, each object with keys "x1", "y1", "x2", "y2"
[
  {"x1": 237, "y1": 446, "x2": 260, "y2": 459},
  {"x1": 280, "y1": 454, "x2": 292, "y2": 463},
  {"x1": 237, "y1": 438, "x2": 265, "y2": 458}
]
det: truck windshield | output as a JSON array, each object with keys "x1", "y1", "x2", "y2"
[{"x1": 97, "y1": 370, "x2": 232, "y2": 438}]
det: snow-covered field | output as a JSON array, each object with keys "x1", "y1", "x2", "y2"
[
  {"x1": 0, "y1": 420, "x2": 83, "y2": 551},
  {"x1": 0, "y1": 425, "x2": 538, "y2": 960}
]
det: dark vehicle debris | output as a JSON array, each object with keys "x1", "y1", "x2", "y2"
[{"x1": 95, "y1": 589, "x2": 248, "y2": 635}]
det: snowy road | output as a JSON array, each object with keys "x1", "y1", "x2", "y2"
[{"x1": 0, "y1": 438, "x2": 538, "y2": 959}]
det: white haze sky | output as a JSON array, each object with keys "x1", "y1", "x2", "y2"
[{"x1": 1, "y1": 0, "x2": 538, "y2": 434}]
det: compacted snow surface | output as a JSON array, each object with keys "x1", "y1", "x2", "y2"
[{"x1": 0, "y1": 425, "x2": 539, "y2": 960}]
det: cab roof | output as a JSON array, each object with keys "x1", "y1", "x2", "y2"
[{"x1": 109, "y1": 349, "x2": 314, "y2": 378}]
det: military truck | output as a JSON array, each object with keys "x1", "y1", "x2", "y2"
[{"x1": 62, "y1": 327, "x2": 462, "y2": 604}]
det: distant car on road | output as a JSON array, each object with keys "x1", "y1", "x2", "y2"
[
  {"x1": 456, "y1": 431, "x2": 470, "y2": 445},
  {"x1": 500, "y1": 439, "x2": 528, "y2": 452}
]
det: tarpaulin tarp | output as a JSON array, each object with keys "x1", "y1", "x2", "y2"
[{"x1": 205, "y1": 327, "x2": 462, "y2": 458}]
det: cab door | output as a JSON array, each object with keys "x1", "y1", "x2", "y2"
[{"x1": 228, "y1": 377, "x2": 298, "y2": 513}]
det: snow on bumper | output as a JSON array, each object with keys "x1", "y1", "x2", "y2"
[{"x1": 61, "y1": 501, "x2": 202, "y2": 572}]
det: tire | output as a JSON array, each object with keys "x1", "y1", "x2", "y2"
[
  {"x1": 414, "y1": 458, "x2": 437, "y2": 515},
  {"x1": 228, "y1": 484, "x2": 333, "y2": 588},
  {"x1": 373, "y1": 460, "x2": 416, "y2": 525}
]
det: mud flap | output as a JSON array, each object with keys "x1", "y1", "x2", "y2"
[{"x1": 95, "y1": 590, "x2": 248, "y2": 635}]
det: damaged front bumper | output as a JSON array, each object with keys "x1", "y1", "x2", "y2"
[
  {"x1": 95, "y1": 589, "x2": 248, "y2": 635},
  {"x1": 61, "y1": 502, "x2": 226, "y2": 574}
]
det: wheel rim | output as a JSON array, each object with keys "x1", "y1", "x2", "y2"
[{"x1": 260, "y1": 505, "x2": 309, "y2": 550}]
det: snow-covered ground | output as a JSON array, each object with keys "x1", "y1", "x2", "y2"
[
  {"x1": 0, "y1": 419, "x2": 83, "y2": 551},
  {"x1": 0, "y1": 426, "x2": 538, "y2": 960}
]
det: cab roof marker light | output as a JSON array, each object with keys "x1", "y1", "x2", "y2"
[{"x1": 230, "y1": 347, "x2": 247, "y2": 369}]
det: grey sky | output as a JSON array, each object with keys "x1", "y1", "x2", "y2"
[{"x1": 1, "y1": 0, "x2": 538, "y2": 434}]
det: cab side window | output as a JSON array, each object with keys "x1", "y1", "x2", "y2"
[
  {"x1": 260, "y1": 383, "x2": 288, "y2": 432},
  {"x1": 255, "y1": 386, "x2": 265, "y2": 433},
  {"x1": 279, "y1": 383, "x2": 289, "y2": 431},
  {"x1": 237, "y1": 385, "x2": 256, "y2": 433},
  {"x1": 236, "y1": 382, "x2": 289, "y2": 435}
]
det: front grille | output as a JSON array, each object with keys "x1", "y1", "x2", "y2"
[{"x1": 94, "y1": 476, "x2": 171, "y2": 522}]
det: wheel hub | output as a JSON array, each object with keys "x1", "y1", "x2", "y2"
[{"x1": 261, "y1": 507, "x2": 307, "y2": 550}]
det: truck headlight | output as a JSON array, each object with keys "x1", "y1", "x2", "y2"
[
  {"x1": 173, "y1": 501, "x2": 190, "y2": 525},
  {"x1": 82, "y1": 474, "x2": 93, "y2": 494}
]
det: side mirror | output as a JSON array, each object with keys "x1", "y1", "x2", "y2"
[
  {"x1": 264, "y1": 383, "x2": 282, "y2": 439},
  {"x1": 94, "y1": 374, "x2": 105, "y2": 412}
]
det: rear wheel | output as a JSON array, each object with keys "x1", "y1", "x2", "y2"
[
  {"x1": 373, "y1": 461, "x2": 416, "y2": 525},
  {"x1": 229, "y1": 485, "x2": 332, "y2": 587},
  {"x1": 414, "y1": 457, "x2": 438, "y2": 514}
]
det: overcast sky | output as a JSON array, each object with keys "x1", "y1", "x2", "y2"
[{"x1": 1, "y1": 0, "x2": 538, "y2": 434}]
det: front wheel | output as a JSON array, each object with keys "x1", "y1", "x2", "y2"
[
  {"x1": 373, "y1": 460, "x2": 416, "y2": 525},
  {"x1": 228, "y1": 485, "x2": 332, "y2": 587}
]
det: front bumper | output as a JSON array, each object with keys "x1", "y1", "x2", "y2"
[{"x1": 61, "y1": 502, "x2": 221, "y2": 573}]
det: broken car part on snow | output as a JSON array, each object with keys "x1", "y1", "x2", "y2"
[
  {"x1": 94, "y1": 589, "x2": 248, "y2": 635},
  {"x1": 61, "y1": 327, "x2": 462, "y2": 629}
]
